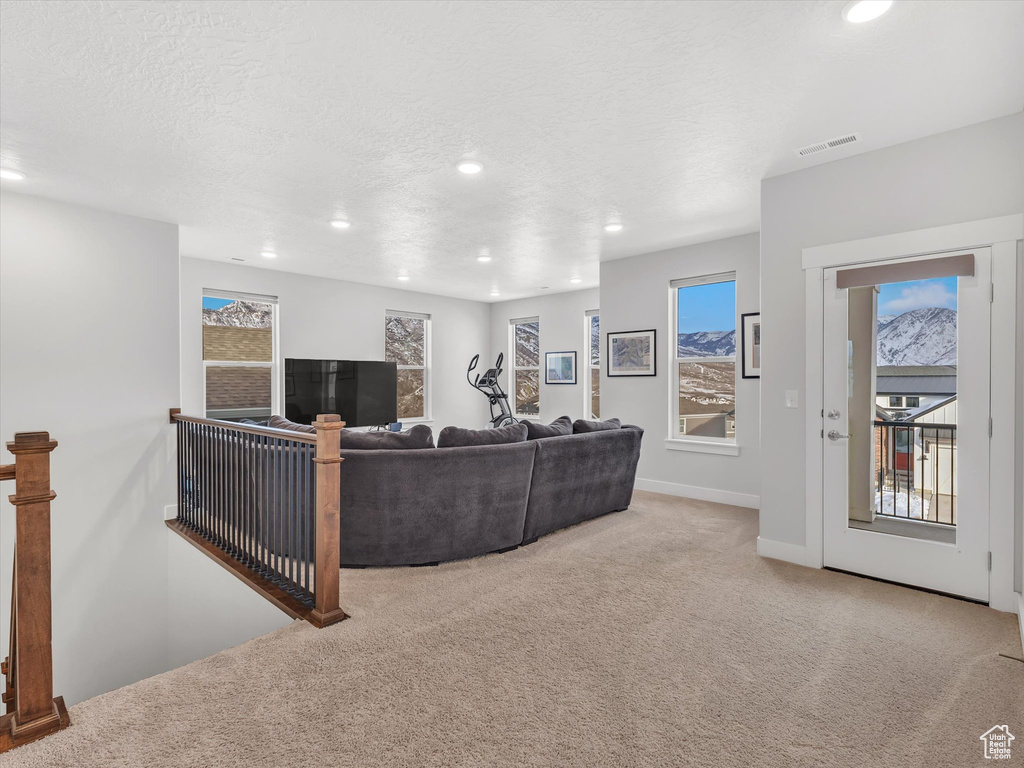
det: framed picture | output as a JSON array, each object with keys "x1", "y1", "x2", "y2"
[
  {"x1": 545, "y1": 351, "x2": 577, "y2": 384},
  {"x1": 607, "y1": 329, "x2": 656, "y2": 377},
  {"x1": 741, "y1": 312, "x2": 761, "y2": 379}
]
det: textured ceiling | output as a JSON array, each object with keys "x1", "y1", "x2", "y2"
[{"x1": 1, "y1": 1, "x2": 1022, "y2": 302}]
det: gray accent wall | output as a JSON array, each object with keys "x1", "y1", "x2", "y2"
[
  {"x1": 599, "y1": 233, "x2": 761, "y2": 507},
  {"x1": 759, "y1": 112, "x2": 1024, "y2": 550}
]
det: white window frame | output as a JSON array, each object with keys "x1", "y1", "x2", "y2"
[
  {"x1": 667, "y1": 272, "x2": 740, "y2": 456},
  {"x1": 509, "y1": 316, "x2": 540, "y2": 418},
  {"x1": 202, "y1": 289, "x2": 279, "y2": 421},
  {"x1": 385, "y1": 310, "x2": 432, "y2": 422},
  {"x1": 585, "y1": 310, "x2": 600, "y2": 419}
]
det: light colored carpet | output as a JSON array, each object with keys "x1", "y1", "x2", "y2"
[{"x1": 3, "y1": 491, "x2": 1021, "y2": 768}]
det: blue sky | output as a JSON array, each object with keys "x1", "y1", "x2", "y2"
[
  {"x1": 203, "y1": 297, "x2": 233, "y2": 310},
  {"x1": 878, "y1": 277, "x2": 957, "y2": 315},
  {"x1": 677, "y1": 281, "x2": 736, "y2": 334}
]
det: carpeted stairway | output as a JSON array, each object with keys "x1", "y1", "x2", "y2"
[{"x1": 3, "y1": 491, "x2": 1021, "y2": 767}]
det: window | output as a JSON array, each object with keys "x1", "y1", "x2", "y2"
[
  {"x1": 203, "y1": 291, "x2": 277, "y2": 422},
  {"x1": 889, "y1": 396, "x2": 904, "y2": 408},
  {"x1": 905, "y1": 396, "x2": 920, "y2": 408},
  {"x1": 385, "y1": 311, "x2": 430, "y2": 420},
  {"x1": 586, "y1": 310, "x2": 600, "y2": 418},
  {"x1": 672, "y1": 274, "x2": 736, "y2": 441},
  {"x1": 510, "y1": 317, "x2": 540, "y2": 416}
]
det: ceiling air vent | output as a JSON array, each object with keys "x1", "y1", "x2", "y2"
[{"x1": 794, "y1": 132, "x2": 861, "y2": 158}]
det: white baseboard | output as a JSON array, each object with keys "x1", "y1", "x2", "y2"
[
  {"x1": 1018, "y1": 593, "x2": 1024, "y2": 654},
  {"x1": 635, "y1": 478, "x2": 759, "y2": 509},
  {"x1": 756, "y1": 536, "x2": 816, "y2": 568},
  {"x1": 164, "y1": 504, "x2": 178, "y2": 521}
]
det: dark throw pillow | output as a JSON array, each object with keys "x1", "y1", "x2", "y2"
[
  {"x1": 340, "y1": 424, "x2": 435, "y2": 450},
  {"x1": 268, "y1": 414, "x2": 317, "y2": 434},
  {"x1": 525, "y1": 416, "x2": 572, "y2": 440},
  {"x1": 572, "y1": 417, "x2": 622, "y2": 434},
  {"x1": 437, "y1": 423, "x2": 528, "y2": 448}
]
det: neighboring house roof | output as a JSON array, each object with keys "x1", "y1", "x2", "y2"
[
  {"x1": 875, "y1": 365, "x2": 957, "y2": 396},
  {"x1": 906, "y1": 394, "x2": 957, "y2": 422}
]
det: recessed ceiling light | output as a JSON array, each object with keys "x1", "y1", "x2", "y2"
[
  {"x1": 260, "y1": 251, "x2": 277, "y2": 259},
  {"x1": 477, "y1": 255, "x2": 492, "y2": 263},
  {"x1": 490, "y1": 291, "x2": 500, "y2": 297},
  {"x1": 456, "y1": 160, "x2": 483, "y2": 175},
  {"x1": 842, "y1": 0, "x2": 892, "y2": 23},
  {"x1": 397, "y1": 275, "x2": 410, "y2": 281},
  {"x1": 570, "y1": 277, "x2": 582, "y2": 284},
  {"x1": 604, "y1": 223, "x2": 623, "y2": 233},
  {"x1": 330, "y1": 219, "x2": 351, "y2": 229},
  {"x1": 0, "y1": 168, "x2": 25, "y2": 181}
]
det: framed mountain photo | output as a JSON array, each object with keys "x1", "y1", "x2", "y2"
[
  {"x1": 741, "y1": 312, "x2": 761, "y2": 379},
  {"x1": 545, "y1": 351, "x2": 577, "y2": 384},
  {"x1": 607, "y1": 329, "x2": 656, "y2": 377}
]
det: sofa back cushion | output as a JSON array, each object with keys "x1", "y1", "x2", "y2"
[
  {"x1": 572, "y1": 417, "x2": 621, "y2": 434},
  {"x1": 268, "y1": 414, "x2": 316, "y2": 434},
  {"x1": 342, "y1": 424, "x2": 435, "y2": 450},
  {"x1": 525, "y1": 416, "x2": 572, "y2": 440},
  {"x1": 437, "y1": 422, "x2": 528, "y2": 448},
  {"x1": 269, "y1": 415, "x2": 434, "y2": 449}
]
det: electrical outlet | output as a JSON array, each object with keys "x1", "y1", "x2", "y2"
[{"x1": 785, "y1": 390, "x2": 799, "y2": 409}]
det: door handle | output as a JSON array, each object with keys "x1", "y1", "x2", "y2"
[{"x1": 827, "y1": 430, "x2": 849, "y2": 441}]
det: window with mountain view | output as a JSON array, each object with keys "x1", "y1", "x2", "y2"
[
  {"x1": 586, "y1": 311, "x2": 600, "y2": 418},
  {"x1": 511, "y1": 317, "x2": 540, "y2": 416},
  {"x1": 203, "y1": 293, "x2": 276, "y2": 422},
  {"x1": 385, "y1": 311, "x2": 429, "y2": 420},
  {"x1": 673, "y1": 274, "x2": 736, "y2": 440}
]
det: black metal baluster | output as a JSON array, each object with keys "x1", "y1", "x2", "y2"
[
  {"x1": 274, "y1": 436, "x2": 282, "y2": 582},
  {"x1": 949, "y1": 426, "x2": 955, "y2": 526},
  {"x1": 291, "y1": 439, "x2": 297, "y2": 592},
  {"x1": 242, "y1": 431, "x2": 250, "y2": 564},
  {"x1": 919, "y1": 427, "x2": 925, "y2": 522},
  {"x1": 304, "y1": 443, "x2": 310, "y2": 599}
]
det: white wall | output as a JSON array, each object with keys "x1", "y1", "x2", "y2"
[
  {"x1": 488, "y1": 289, "x2": 600, "y2": 424},
  {"x1": 600, "y1": 233, "x2": 761, "y2": 507},
  {"x1": 180, "y1": 257, "x2": 492, "y2": 431},
  {"x1": 0, "y1": 192, "x2": 179, "y2": 705},
  {"x1": 759, "y1": 113, "x2": 1024, "y2": 556}
]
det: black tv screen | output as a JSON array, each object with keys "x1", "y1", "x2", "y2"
[{"x1": 284, "y1": 359, "x2": 398, "y2": 428}]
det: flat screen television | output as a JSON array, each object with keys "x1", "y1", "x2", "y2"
[{"x1": 284, "y1": 359, "x2": 397, "y2": 428}]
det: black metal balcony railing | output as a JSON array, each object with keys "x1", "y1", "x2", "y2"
[{"x1": 874, "y1": 420, "x2": 956, "y2": 526}]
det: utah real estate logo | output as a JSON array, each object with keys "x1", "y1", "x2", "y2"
[{"x1": 980, "y1": 725, "x2": 1014, "y2": 760}]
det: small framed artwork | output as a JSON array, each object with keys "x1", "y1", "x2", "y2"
[
  {"x1": 607, "y1": 329, "x2": 657, "y2": 377},
  {"x1": 741, "y1": 312, "x2": 761, "y2": 379},
  {"x1": 545, "y1": 351, "x2": 577, "y2": 385}
]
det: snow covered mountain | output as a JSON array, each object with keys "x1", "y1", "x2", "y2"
[
  {"x1": 203, "y1": 300, "x2": 273, "y2": 329},
  {"x1": 677, "y1": 330, "x2": 735, "y2": 358},
  {"x1": 877, "y1": 307, "x2": 956, "y2": 366}
]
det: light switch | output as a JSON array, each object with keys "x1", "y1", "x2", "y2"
[{"x1": 785, "y1": 390, "x2": 799, "y2": 409}]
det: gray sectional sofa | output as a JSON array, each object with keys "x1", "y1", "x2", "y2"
[{"x1": 335, "y1": 423, "x2": 644, "y2": 566}]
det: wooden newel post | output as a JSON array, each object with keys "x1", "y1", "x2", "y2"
[
  {"x1": 0, "y1": 432, "x2": 70, "y2": 752},
  {"x1": 309, "y1": 415, "x2": 347, "y2": 628}
]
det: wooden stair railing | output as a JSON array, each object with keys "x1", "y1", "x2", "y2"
[
  {"x1": 0, "y1": 432, "x2": 70, "y2": 753},
  {"x1": 168, "y1": 410, "x2": 347, "y2": 628}
]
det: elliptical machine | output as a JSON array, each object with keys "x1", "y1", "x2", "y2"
[{"x1": 466, "y1": 353, "x2": 520, "y2": 428}]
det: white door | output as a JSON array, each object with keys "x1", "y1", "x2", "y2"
[{"x1": 821, "y1": 248, "x2": 991, "y2": 601}]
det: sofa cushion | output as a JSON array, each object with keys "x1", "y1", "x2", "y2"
[
  {"x1": 341, "y1": 424, "x2": 435, "y2": 450},
  {"x1": 268, "y1": 414, "x2": 316, "y2": 434},
  {"x1": 269, "y1": 415, "x2": 434, "y2": 449},
  {"x1": 572, "y1": 417, "x2": 621, "y2": 434},
  {"x1": 525, "y1": 416, "x2": 572, "y2": 440},
  {"x1": 437, "y1": 422, "x2": 528, "y2": 448}
]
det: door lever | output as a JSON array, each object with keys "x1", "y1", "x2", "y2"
[{"x1": 827, "y1": 430, "x2": 850, "y2": 441}]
